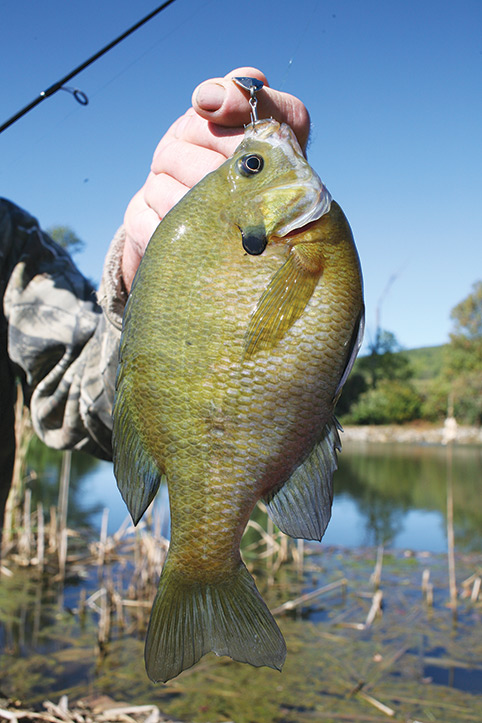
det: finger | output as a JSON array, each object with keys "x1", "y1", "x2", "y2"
[
  {"x1": 143, "y1": 171, "x2": 190, "y2": 219},
  {"x1": 123, "y1": 187, "x2": 159, "y2": 252},
  {"x1": 151, "y1": 137, "x2": 227, "y2": 187},
  {"x1": 123, "y1": 191, "x2": 158, "y2": 291},
  {"x1": 125, "y1": 172, "x2": 191, "y2": 245},
  {"x1": 123, "y1": 173, "x2": 190, "y2": 293},
  {"x1": 152, "y1": 108, "x2": 243, "y2": 167},
  {"x1": 192, "y1": 66, "x2": 311, "y2": 150},
  {"x1": 122, "y1": 240, "x2": 143, "y2": 293},
  {"x1": 192, "y1": 67, "x2": 269, "y2": 115}
]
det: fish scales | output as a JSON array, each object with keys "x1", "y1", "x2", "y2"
[{"x1": 113, "y1": 119, "x2": 363, "y2": 683}]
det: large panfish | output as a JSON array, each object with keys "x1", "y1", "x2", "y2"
[{"x1": 113, "y1": 119, "x2": 364, "y2": 683}]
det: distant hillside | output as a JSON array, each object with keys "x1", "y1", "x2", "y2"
[
  {"x1": 354, "y1": 344, "x2": 447, "y2": 381},
  {"x1": 404, "y1": 344, "x2": 447, "y2": 381}
]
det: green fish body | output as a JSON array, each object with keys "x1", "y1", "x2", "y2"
[{"x1": 113, "y1": 120, "x2": 364, "y2": 683}]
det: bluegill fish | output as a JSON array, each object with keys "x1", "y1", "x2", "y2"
[{"x1": 113, "y1": 119, "x2": 364, "y2": 683}]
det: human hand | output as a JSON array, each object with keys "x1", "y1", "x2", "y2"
[{"x1": 122, "y1": 66, "x2": 311, "y2": 292}]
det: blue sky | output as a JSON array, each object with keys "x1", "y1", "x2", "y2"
[{"x1": 1, "y1": 0, "x2": 481, "y2": 351}]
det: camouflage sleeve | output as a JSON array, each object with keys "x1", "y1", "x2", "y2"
[{"x1": 0, "y1": 198, "x2": 128, "y2": 470}]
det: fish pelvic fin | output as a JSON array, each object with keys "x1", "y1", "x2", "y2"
[
  {"x1": 263, "y1": 418, "x2": 341, "y2": 541},
  {"x1": 244, "y1": 244, "x2": 323, "y2": 359},
  {"x1": 112, "y1": 380, "x2": 163, "y2": 525},
  {"x1": 145, "y1": 560, "x2": 287, "y2": 683}
]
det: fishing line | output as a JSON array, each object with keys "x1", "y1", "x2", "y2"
[
  {"x1": 87, "y1": 0, "x2": 214, "y2": 108},
  {"x1": 0, "y1": 0, "x2": 179, "y2": 135},
  {"x1": 277, "y1": 0, "x2": 321, "y2": 91}
]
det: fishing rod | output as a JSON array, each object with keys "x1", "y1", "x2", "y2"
[{"x1": 0, "y1": 0, "x2": 178, "y2": 134}]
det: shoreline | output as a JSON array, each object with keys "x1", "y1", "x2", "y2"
[{"x1": 341, "y1": 421, "x2": 482, "y2": 446}]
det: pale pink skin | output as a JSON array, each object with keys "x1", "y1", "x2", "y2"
[{"x1": 121, "y1": 66, "x2": 311, "y2": 293}]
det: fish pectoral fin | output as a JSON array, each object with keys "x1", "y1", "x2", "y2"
[
  {"x1": 145, "y1": 560, "x2": 286, "y2": 683},
  {"x1": 244, "y1": 245, "x2": 323, "y2": 359},
  {"x1": 112, "y1": 383, "x2": 163, "y2": 526},
  {"x1": 263, "y1": 419, "x2": 341, "y2": 541}
]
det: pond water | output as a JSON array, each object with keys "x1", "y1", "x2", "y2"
[
  {"x1": 2, "y1": 437, "x2": 482, "y2": 721},
  {"x1": 1, "y1": 540, "x2": 482, "y2": 721},
  {"x1": 54, "y1": 438, "x2": 482, "y2": 554}
]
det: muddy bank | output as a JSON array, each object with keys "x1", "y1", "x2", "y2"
[{"x1": 341, "y1": 422, "x2": 482, "y2": 446}]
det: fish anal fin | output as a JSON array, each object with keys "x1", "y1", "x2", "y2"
[
  {"x1": 244, "y1": 247, "x2": 322, "y2": 359},
  {"x1": 145, "y1": 560, "x2": 286, "y2": 683},
  {"x1": 112, "y1": 384, "x2": 162, "y2": 525},
  {"x1": 263, "y1": 419, "x2": 341, "y2": 541}
]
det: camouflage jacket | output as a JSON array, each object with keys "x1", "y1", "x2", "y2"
[{"x1": 0, "y1": 198, "x2": 127, "y2": 509}]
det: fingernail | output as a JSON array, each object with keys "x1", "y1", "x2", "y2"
[{"x1": 195, "y1": 82, "x2": 226, "y2": 111}]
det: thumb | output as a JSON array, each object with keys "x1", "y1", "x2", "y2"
[{"x1": 192, "y1": 66, "x2": 311, "y2": 151}]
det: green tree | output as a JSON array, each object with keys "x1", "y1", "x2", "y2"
[
  {"x1": 443, "y1": 281, "x2": 482, "y2": 423},
  {"x1": 337, "y1": 328, "x2": 421, "y2": 423},
  {"x1": 446, "y1": 280, "x2": 482, "y2": 372},
  {"x1": 358, "y1": 329, "x2": 412, "y2": 389},
  {"x1": 419, "y1": 376, "x2": 450, "y2": 421},
  {"x1": 46, "y1": 225, "x2": 85, "y2": 256},
  {"x1": 451, "y1": 280, "x2": 482, "y2": 338},
  {"x1": 345, "y1": 379, "x2": 421, "y2": 425}
]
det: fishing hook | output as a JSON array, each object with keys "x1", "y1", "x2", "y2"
[{"x1": 233, "y1": 77, "x2": 264, "y2": 124}]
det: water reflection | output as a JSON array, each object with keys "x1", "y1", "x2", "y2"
[
  {"x1": 26, "y1": 436, "x2": 104, "y2": 531},
  {"x1": 25, "y1": 437, "x2": 482, "y2": 553},
  {"x1": 332, "y1": 441, "x2": 482, "y2": 551},
  {"x1": 3, "y1": 438, "x2": 481, "y2": 720}
]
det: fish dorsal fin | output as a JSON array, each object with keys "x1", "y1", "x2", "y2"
[
  {"x1": 263, "y1": 419, "x2": 341, "y2": 541},
  {"x1": 244, "y1": 243, "x2": 323, "y2": 359},
  {"x1": 113, "y1": 375, "x2": 163, "y2": 525}
]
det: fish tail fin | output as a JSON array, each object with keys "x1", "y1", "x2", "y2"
[{"x1": 145, "y1": 560, "x2": 286, "y2": 683}]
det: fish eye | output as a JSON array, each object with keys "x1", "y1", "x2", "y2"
[{"x1": 237, "y1": 154, "x2": 264, "y2": 177}]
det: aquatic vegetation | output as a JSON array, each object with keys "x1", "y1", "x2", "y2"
[
  {"x1": 1, "y1": 539, "x2": 481, "y2": 722},
  {"x1": 2, "y1": 431, "x2": 481, "y2": 721}
]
